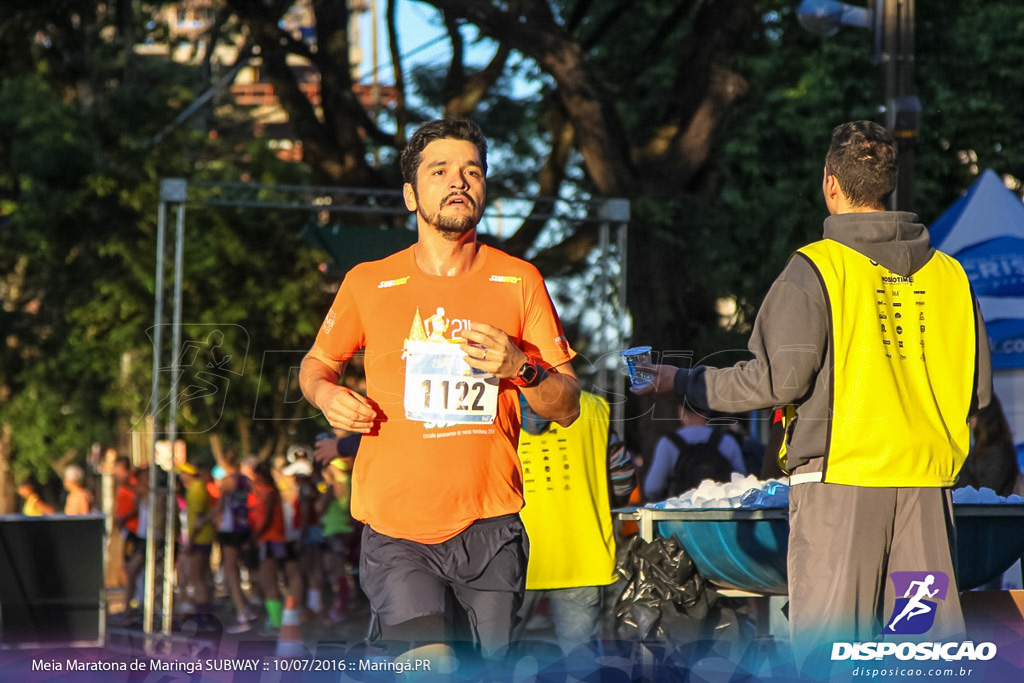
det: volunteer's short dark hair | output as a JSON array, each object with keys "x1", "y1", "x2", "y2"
[
  {"x1": 973, "y1": 394, "x2": 1013, "y2": 448},
  {"x1": 400, "y1": 119, "x2": 488, "y2": 187},
  {"x1": 254, "y1": 458, "x2": 276, "y2": 486},
  {"x1": 825, "y1": 120, "x2": 897, "y2": 208},
  {"x1": 17, "y1": 476, "x2": 41, "y2": 492}
]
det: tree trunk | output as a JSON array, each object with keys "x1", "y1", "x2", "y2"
[
  {"x1": 0, "y1": 422, "x2": 15, "y2": 514},
  {"x1": 209, "y1": 432, "x2": 225, "y2": 465},
  {"x1": 237, "y1": 416, "x2": 252, "y2": 460}
]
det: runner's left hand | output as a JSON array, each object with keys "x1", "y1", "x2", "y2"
[{"x1": 460, "y1": 322, "x2": 528, "y2": 380}]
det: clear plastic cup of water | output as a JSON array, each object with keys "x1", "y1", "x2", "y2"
[{"x1": 620, "y1": 346, "x2": 653, "y2": 387}]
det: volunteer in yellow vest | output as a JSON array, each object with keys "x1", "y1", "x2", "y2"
[
  {"x1": 633, "y1": 121, "x2": 992, "y2": 662},
  {"x1": 513, "y1": 390, "x2": 636, "y2": 653},
  {"x1": 179, "y1": 461, "x2": 217, "y2": 621}
]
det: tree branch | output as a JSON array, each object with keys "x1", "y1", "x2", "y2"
[
  {"x1": 528, "y1": 223, "x2": 601, "y2": 276},
  {"x1": 565, "y1": 0, "x2": 596, "y2": 34},
  {"x1": 311, "y1": 1, "x2": 394, "y2": 149},
  {"x1": 442, "y1": 10, "x2": 466, "y2": 103},
  {"x1": 275, "y1": 30, "x2": 319, "y2": 63},
  {"x1": 503, "y1": 104, "x2": 574, "y2": 256},
  {"x1": 444, "y1": 43, "x2": 512, "y2": 119},
  {"x1": 200, "y1": 6, "x2": 236, "y2": 75},
  {"x1": 632, "y1": 0, "x2": 753, "y2": 192},
  {"x1": 577, "y1": 0, "x2": 632, "y2": 50},
  {"x1": 424, "y1": 0, "x2": 634, "y2": 196},
  {"x1": 386, "y1": 0, "x2": 410, "y2": 147}
]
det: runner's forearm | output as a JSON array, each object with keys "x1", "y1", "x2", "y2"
[{"x1": 521, "y1": 367, "x2": 580, "y2": 427}]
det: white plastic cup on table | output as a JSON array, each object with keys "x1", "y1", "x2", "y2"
[{"x1": 620, "y1": 346, "x2": 653, "y2": 387}]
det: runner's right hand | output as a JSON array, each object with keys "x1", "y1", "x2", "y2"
[{"x1": 318, "y1": 385, "x2": 378, "y2": 434}]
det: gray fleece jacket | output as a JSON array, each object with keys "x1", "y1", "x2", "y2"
[{"x1": 675, "y1": 210, "x2": 993, "y2": 475}]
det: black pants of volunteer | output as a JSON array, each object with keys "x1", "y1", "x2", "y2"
[
  {"x1": 360, "y1": 514, "x2": 528, "y2": 660},
  {"x1": 788, "y1": 484, "x2": 965, "y2": 660}
]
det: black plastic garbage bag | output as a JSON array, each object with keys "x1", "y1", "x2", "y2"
[{"x1": 614, "y1": 534, "x2": 745, "y2": 647}]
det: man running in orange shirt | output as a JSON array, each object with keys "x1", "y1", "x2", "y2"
[{"x1": 300, "y1": 119, "x2": 580, "y2": 665}]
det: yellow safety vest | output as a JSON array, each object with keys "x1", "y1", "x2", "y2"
[
  {"x1": 798, "y1": 239, "x2": 977, "y2": 487},
  {"x1": 518, "y1": 392, "x2": 618, "y2": 589}
]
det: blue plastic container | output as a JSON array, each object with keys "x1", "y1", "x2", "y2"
[
  {"x1": 656, "y1": 508, "x2": 789, "y2": 595},
  {"x1": 653, "y1": 504, "x2": 1024, "y2": 594},
  {"x1": 953, "y1": 504, "x2": 1024, "y2": 590}
]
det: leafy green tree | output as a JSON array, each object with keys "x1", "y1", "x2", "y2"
[
  {"x1": 0, "y1": 2, "x2": 333, "y2": 510},
  {"x1": 221, "y1": 0, "x2": 1024, "y2": 449},
  {"x1": 3, "y1": 0, "x2": 1024, "y2": 507},
  {"x1": 0, "y1": 69, "x2": 127, "y2": 507},
  {"x1": 914, "y1": 0, "x2": 1024, "y2": 218},
  {"x1": 0, "y1": 1, "x2": 201, "y2": 507}
]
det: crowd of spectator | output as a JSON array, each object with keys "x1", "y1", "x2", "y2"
[{"x1": 14, "y1": 436, "x2": 362, "y2": 635}]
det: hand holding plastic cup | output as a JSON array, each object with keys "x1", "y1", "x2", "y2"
[{"x1": 620, "y1": 346, "x2": 653, "y2": 387}]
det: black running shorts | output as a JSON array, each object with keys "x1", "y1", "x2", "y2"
[{"x1": 359, "y1": 513, "x2": 528, "y2": 657}]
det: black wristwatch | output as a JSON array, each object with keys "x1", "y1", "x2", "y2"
[{"x1": 510, "y1": 358, "x2": 543, "y2": 387}]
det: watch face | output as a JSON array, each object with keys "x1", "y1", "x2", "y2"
[{"x1": 520, "y1": 362, "x2": 538, "y2": 383}]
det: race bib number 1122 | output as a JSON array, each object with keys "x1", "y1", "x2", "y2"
[{"x1": 404, "y1": 341, "x2": 499, "y2": 425}]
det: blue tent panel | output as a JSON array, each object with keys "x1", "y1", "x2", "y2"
[
  {"x1": 988, "y1": 318, "x2": 1024, "y2": 370},
  {"x1": 955, "y1": 236, "x2": 1024, "y2": 297},
  {"x1": 930, "y1": 169, "x2": 1024, "y2": 255},
  {"x1": 931, "y1": 169, "x2": 1024, "y2": 370}
]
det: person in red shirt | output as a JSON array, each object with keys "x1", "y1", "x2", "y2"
[
  {"x1": 300, "y1": 119, "x2": 580, "y2": 664},
  {"x1": 249, "y1": 458, "x2": 286, "y2": 630},
  {"x1": 113, "y1": 456, "x2": 144, "y2": 618}
]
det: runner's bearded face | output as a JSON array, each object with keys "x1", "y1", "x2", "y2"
[{"x1": 412, "y1": 138, "x2": 486, "y2": 239}]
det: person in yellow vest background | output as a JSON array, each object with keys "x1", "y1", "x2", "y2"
[
  {"x1": 633, "y1": 121, "x2": 992, "y2": 667},
  {"x1": 513, "y1": 389, "x2": 636, "y2": 654}
]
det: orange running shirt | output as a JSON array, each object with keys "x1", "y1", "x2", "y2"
[
  {"x1": 250, "y1": 481, "x2": 286, "y2": 544},
  {"x1": 115, "y1": 481, "x2": 139, "y2": 534},
  {"x1": 312, "y1": 245, "x2": 575, "y2": 544}
]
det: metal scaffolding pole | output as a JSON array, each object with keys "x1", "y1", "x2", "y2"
[
  {"x1": 879, "y1": 0, "x2": 919, "y2": 211},
  {"x1": 163, "y1": 190, "x2": 186, "y2": 634},
  {"x1": 600, "y1": 199, "x2": 631, "y2": 429},
  {"x1": 145, "y1": 179, "x2": 188, "y2": 639},
  {"x1": 143, "y1": 188, "x2": 168, "y2": 636}
]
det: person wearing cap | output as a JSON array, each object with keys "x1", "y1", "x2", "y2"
[
  {"x1": 300, "y1": 119, "x2": 580, "y2": 664},
  {"x1": 281, "y1": 449, "x2": 321, "y2": 620},
  {"x1": 633, "y1": 121, "x2": 992, "y2": 664},
  {"x1": 179, "y1": 461, "x2": 216, "y2": 621},
  {"x1": 298, "y1": 457, "x2": 330, "y2": 621},
  {"x1": 286, "y1": 443, "x2": 312, "y2": 465}
]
